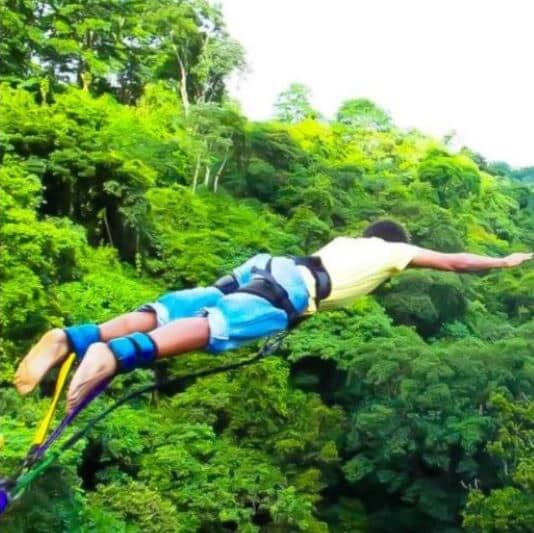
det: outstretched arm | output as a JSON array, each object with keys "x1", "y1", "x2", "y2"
[{"x1": 410, "y1": 249, "x2": 533, "y2": 272}]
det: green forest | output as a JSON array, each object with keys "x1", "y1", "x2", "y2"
[{"x1": 0, "y1": 1, "x2": 532, "y2": 531}]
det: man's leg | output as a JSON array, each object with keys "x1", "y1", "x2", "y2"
[
  {"x1": 15, "y1": 312, "x2": 157, "y2": 395},
  {"x1": 65, "y1": 288, "x2": 295, "y2": 410},
  {"x1": 99, "y1": 312, "x2": 158, "y2": 340},
  {"x1": 15, "y1": 285, "x2": 225, "y2": 395},
  {"x1": 66, "y1": 317, "x2": 210, "y2": 411}
]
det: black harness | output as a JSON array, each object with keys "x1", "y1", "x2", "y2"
[
  {"x1": 214, "y1": 255, "x2": 331, "y2": 328},
  {"x1": 292, "y1": 255, "x2": 332, "y2": 305}
]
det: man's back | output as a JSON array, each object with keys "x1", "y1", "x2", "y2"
[{"x1": 304, "y1": 236, "x2": 420, "y2": 311}]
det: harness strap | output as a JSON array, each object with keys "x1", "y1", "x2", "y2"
[
  {"x1": 0, "y1": 376, "x2": 110, "y2": 511},
  {"x1": 214, "y1": 273, "x2": 239, "y2": 294},
  {"x1": 32, "y1": 353, "x2": 76, "y2": 448},
  {"x1": 0, "y1": 353, "x2": 77, "y2": 491},
  {"x1": 292, "y1": 255, "x2": 331, "y2": 307},
  {"x1": 0, "y1": 375, "x2": 110, "y2": 511},
  {"x1": 236, "y1": 275, "x2": 300, "y2": 327},
  {"x1": 214, "y1": 254, "x2": 331, "y2": 327},
  {"x1": 242, "y1": 255, "x2": 300, "y2": 327}
]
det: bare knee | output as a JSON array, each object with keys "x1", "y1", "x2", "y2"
[
  {"x1": 126, "y1": 311, "x2": 156, "y2": 331},
  {"x1": 149, "y1": 317, "x2": 211, "y2": 358}
]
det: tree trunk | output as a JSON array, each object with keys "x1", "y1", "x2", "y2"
[
  {"x1": 103, "y1": 208, "x2": 114, "y2": 247},
  {"x1": 81, "y1": 71, "x2": 91, "y2": 92},
  {"x1": 176, "y1": 53, "x2": 189, "y2": 116},
  {"x1": 192, "y1": 152, "x2": 201, "y2": 192},
  {"x1": 213, "y1": 150, "x2": 229, "y2": 193},
  {"x1": 198, "y1": 34, "x2": 210, "y2": 103},
  {"x1": 204, "y1": 165, "x2": 211, "y2": 188}
]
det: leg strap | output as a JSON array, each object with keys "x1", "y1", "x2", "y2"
[
  {"x1": 108, "y1": 332, "x2": 158, "y2": 373},
  {"x1": 64, "y1": 324, "x2": 101, "y2": 359}
]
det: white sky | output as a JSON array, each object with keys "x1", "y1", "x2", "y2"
[{"x1": 220, "y1": 0, "x2": 534, "y2": 167}]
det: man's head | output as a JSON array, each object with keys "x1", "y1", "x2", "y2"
[{"x1": 363, "y1": 219, "x2": 411, "y2": 243}]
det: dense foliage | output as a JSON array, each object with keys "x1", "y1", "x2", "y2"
[{"x1": 0, "y1": 1, "x2": 532, "y2": 532}]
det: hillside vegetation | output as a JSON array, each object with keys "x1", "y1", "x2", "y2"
[{"x1": 0, "y1": 1, "x2": 532, "y2": 531}]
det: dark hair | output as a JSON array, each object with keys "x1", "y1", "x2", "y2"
[{"x1": 363, "y1": 219, "x2": 411, "y2": 243}]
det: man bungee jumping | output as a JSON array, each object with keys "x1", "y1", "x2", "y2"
[{"x1": 14, "y1": 220, "x2": 532, "y2": 411}]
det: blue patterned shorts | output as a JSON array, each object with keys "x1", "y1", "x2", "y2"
[{"x1": 139, "y1": 255, "x2": 310, "y2": 353}]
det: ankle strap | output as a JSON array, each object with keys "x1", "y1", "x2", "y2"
[
  {"x1": 108, "y1": 332, "x2": 158, "y2": 373},
  {"x1": 64, "y1": 324, "x2": 100, "y2": 359}
]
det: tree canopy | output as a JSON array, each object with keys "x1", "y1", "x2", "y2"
[{"x1": 0, "y1": 2, "x2": 533, "y2": 532}]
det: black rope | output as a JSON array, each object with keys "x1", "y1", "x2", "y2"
[
  {"x1": 0, "y1": 334, "x2": 288, "y2": 511},
  {"x1": 59, "y1": 333, "x2": 287, "y2": 453}
]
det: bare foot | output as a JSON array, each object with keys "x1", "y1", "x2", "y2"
[
  {"x1": 14, "y1": 329, "x2": 70, "y2": 395},
  {"x1": 66, "y1": 343, "x2": 117, "y2": 412}
]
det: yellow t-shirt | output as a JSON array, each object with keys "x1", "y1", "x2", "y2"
[{"x1": 299, "y1": 237, "x2": 420, "y2": 313}]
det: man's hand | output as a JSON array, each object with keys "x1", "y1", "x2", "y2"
[{"x1": 503, "y1": 252, "x2": 533, "y2": 268}]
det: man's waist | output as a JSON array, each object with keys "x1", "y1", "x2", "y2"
[
  {"x1": 214, "y1": 254, "x2": 331, "y2": 313},
  {"x1": 291, "y1": 255, "x2": 331, "y2": 304}
]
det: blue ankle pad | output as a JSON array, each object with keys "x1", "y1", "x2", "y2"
[
  {"x1": 108, "y1": 332, "x2": 157, "y2": 373},
  {"x1": 64, "y1": 324, "x2": 101, "y2": 359}
]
